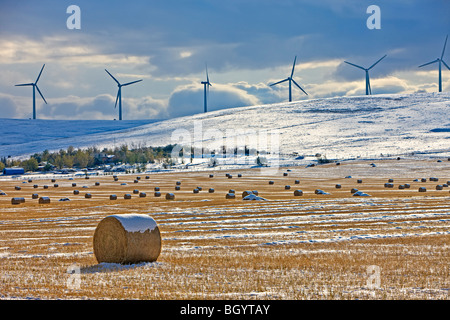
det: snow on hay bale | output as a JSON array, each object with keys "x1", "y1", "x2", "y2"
[
  {"x1": 315, "y1": 189, "x2": 330, "y2": 195},
  {"x1": 353, "y1": 191, "x2": 371, "y2": 197},
  {"x1": 93, "y1": 214, "x2": 161, "y2": 264},
  {"x1": 351, "y1": 188, "x2": 358, "y2": 194},
  {"x1": 294, "y1": 190, "x2": 303, "y2": 196},
  {"x1": 243, "y1": 194, "x2": 267, "y2": 201},
  {"x1": 242, "y1": 190, "x2": 253, "y2": 198}
]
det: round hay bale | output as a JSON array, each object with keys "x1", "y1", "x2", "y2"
[
  {"x1": 421, "y1": 178, "x2": 427, "y2": 182},
  {"x1": 285, "y1": 185, "x2": 291, "y2": 190},
  {"x1": 237, "y1": 174, "x2": 242, "y2": 178},
  {"x1": 447, "y1": 181, "x2": 450, "y2": 185},
  {"x1": 114, "y1": 177, "x2": 119, "y2": 182},
  {"x1": 315, "y1": 189, "x2": 329, "y2": 195},
  {"x1": 85, "y1": 176, "x2": 90, "y2": 180},
  {"x1": 398, "y1": 185, "x2": 405, "y2": 189},
  {"x1": 228, "y1": 175, "x2": 233, "y2": 179},
  {"x1": 43, "y1": 185, "x2": 49, "y2": 189},
  {"x1": 430, "y1": 177, "x2": 439, "y2": 182},
  {"x1": 436, "y1": 185, "x2": 443, "y2": 190},
  {"x1": 357, "y1": 179, "x2": 363, "y2": 184},
  {"x1": 11, "y1": 197, "x2": 25, "y2": 205},
  {"x1": 53, "y1": 184, "x2": 59, "y2": 188},
  {"x1": 226, "y1": 193, "x2": 236, "y2": 199},
  {"x1": 384, "y1": 183, "x2": 394, "y2": 188},
  {"x1": 72, "y1": 183, "x2": 77, "y2": 187},
  {"x1": 133, "y1": 189, "x2": 139, "y2": 194},
  {"x1": 176, "y1": 181, "x2": 181, "y2": 185},
  {"x1": 443, "y1": 184, "x2": 448, "y2": 188},
  {"x1": 294, "y1": 190, "x2": 303, "y2": 196},
  {"x1": 242, "y1": 190, "x2": 253, "y2": 198},
  {"x1": 154, "y1": 187, "x2": 160, "y2": 191},
  {"x1": 175, "y1": 186, "x2": 180, "y2": 191},
  {"x1": 32, "y1": 193, "x2": 39, "y2": 199},
  {"x1": 136, "y1": 176, "x2": 141, "y2": 180},
  {"x1": 418, "y1": 187, "x2": 427, "y2": 193},
  {"x1": 110, "y1": 194, "x2": 118, "y2": 200},
  {"x1": 73, "y1": 190, "x2": 80, "y2": 195},
  {"x1": 404, "y1": 184, "x2": 411, "y2": 189},
  {"x1": 209, "y1": 174, "x2": 214, "y2": 178},
  {"x1": 38, "y1": 197, "x2": 50, "y2": 204},
  {"x1": 197, "y1": 186, "x2": 202, "y2": 191},
  {"x1": 85, "y1": 193, "x2": 92, "y2": 199},
  {"x1": 51, "y1": 179, "x2": 56, "y2": 183},
  {"x1": 283, "y1": 172, "x2": 288, "y2": 176},
  {"x1": 193, "y1": 188, "x2": 199, "y2": 194},
  {"x1": 294, "y1": 180, "x2": 300, "y2": 184},
  {"x1": 165, "y1": 193, "x2": 175, "y2": 200},
  {"x1": 139, "y1": 192, "x2": 147, "y2": 198},
  {"x1": 14, "y1": 186, "x2": 21, "y2": 191},
  {"x1": 269, "y1": 181, "x2": 274, "y2": 185},
  {"x1": 124, "y1": 194, "x2": 132, "y2": 199},
  {"x1": 228, "y1": 189, "x2": 235, "y2": 194},
  {"x1": 93, "y1": 214, "x2": 161, "y2": 264},
  {"x1": 154, "y1": 191, "x2": 161, "y2": 197},
  {"x1": 351, "y1": 188, "x2": 358, "y2": 194},
  {"x1": 95, "y1": 182, "x2": 100, "y2": 186},
  {"x1": 33, "y1": 184, "x2": 39, "y2": 189},
  {"x1": 388, "y1": 178, "x2": 394, "y2": 183},
  {"x1": 335, "y1": 184, "x2": 342, "y2": 189},
  {"x1": 28, "y1": 179, "x2": 33, "y2": 183},
  {"x1": 208, "y1": 188, "x2": 215, "y2": 193},
  {"x1": 145, "y1": 176, "x2": 150, "y2": 180},
  {"x1": 134, "y1": 180, "x2": 139, "y2": 183}
]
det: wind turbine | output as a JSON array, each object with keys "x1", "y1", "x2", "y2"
[
  {"x1": 201, "y1": 64, "x2": 212, "y2": 113},
  {"x1": 418, "y1": 35, "x2": 450, "y2": 92},
  {"x1": 269, "y1": 56, "x2": 308, "y2": 102},
  {"x1": 344, "y1": 54, "x2": 387, "y2": 95},
  {"x1": 105, "y1": 69, "x2": 142, "y2": 120},
  {"x1": 15, "y1": 64, "x2": 47, "y2": 119}
]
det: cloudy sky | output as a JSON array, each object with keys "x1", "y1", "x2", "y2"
[{"x1": 0, "y1": 0, "x2": 449, "y2": 120}]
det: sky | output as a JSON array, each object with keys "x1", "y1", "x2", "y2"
[{"x1": 0, "y1": 0, "x2": 449, "y2": 120}]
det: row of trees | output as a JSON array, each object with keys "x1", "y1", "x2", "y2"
[{"x1": 1, "y1": 144, "x2": 176, "y2": 172}]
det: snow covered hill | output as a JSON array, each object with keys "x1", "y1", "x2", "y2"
[{"x1": 1, "y1": 92, "x2": 449, "y2": 161}]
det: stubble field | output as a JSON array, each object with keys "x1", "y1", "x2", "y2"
[{"x1": 0, "y1": 159, "x2": 449, "y2": 300}]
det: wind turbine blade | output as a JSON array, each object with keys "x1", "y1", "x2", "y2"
[
  {"x1": 344, "y1": 61, "x2": 366, "y2": 70},
  {"x1": 35, "y1": 64, "x2": 45, "y2": 83},
  {"x1": 105, "y1": 69, "x2": 120, "y2": 85},
  {"x1": 418, "y1": 59, "x2": 439, "y2": 68},
  {"x1": 290, "y1": 56, "x2": 297, "y2": 78},
  {"x1": 291, "y1": 78, "x2": 308, "y2": 95},
  {"x1": 441, "y1": 35, "x2": 448, "y2": 60},
  {"x1": 35, "y1": 85, "x2": 47, "y2": 104},
  {"x1": 114, "y1": 89, "x2": 120, "y2": 108},
  {"x1": 442, "y1": 59, "x2": 450, "y2": 71},
  {"x1": 15, "y1": 83, "x2": 34, "y2": 86},
  {"x1": 368, "y1": 54, "x2": 387, "y2": 70},
  {"x1": 269, "y1": 78, "x2": 289, "y2": 86},
  {"x1": 122, "y1": 79, "x2": 143, "y2": 86}
]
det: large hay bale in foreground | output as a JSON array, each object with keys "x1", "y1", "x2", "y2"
[
  {"x1": 294, "y1": 190, "x2": 303, "y2": 196},
  {"x1": 39, "y1": 197, "x2": 50, "y2": 204},
  {"x1": 93, "y1": 214, "x2": 161, "y2": 264},
  {"x1": 11, "y1": 197, "x2": 25, "y2": 205}
]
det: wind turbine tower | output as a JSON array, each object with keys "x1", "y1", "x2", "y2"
[
  {"x1": 418, "y1": 35, "x2": 450, "y2": 92},
  {"x1": 269, "y1": 56, "x2": 308, "y2": 102},
  {"x1": 344, "y1": 55, "x2": 387, "y2": 95},
  {"x1": 201, "y1": 65, "x2": 212, "y2": 113},
  {"x1": 105, "y1": 69, "x2": 142, "y2": 120},
  {"x1": 15, "y1": 64, "x2": 47, "y2": 119}
]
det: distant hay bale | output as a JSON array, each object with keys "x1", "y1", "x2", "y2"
[
  {"x1": 175, "y1": 186, "x2": 180, "y2": 190},
  {"x1": 33, "y1": 184, "x2": 38, "y2": 189},
  {"x1": 398, "y1": 185, "x2": 405, "y2": 189},
  {"x1": 134, "y1": 180, "x2": 139, "y2": 183},
  {"x1": 38, "y1": 197, "x2": 50, "y2": 204},
  {"x1": 176, "y1": 181, "x2": 181, "y2": 185},
  {"x1": 93, "y1": 214, "x2": 161, "y2": 264},
  {"x1": 53, "y1": 184, "x2": 59, "y2": 188},
  {"x1": 85, "y1": 176, "x2": 90, "y2": 180},
  {"x1": 228, "y1": 175, "x2": 232, "y2": 179},
  {"x1": 335, "y1": 184, "x2": 342, "y2": 189},
  {"x1": 269, "y1": 181, "x2": 274, "y2": 185},
  {"x1": 388, "y1": 179, "x2": 394, "y2": 183},
  {"x1": 357, "y1": 179, "x2": 363, "y2": 184},
  {"x1": 139, "y1": 192, "x2": 147, "y2": 198},
  {"x1": 32, "y1": 193, "x2": 39, "y2": 199},
  {"x1": 384, "y1": 183, "x2": 394, "y2": 188},
  {"x1": 228, "y1": 189, "x2": 235, "y2": 194},
  {"x1": 51, "y1": 179, "x2": 56, "y2": 183},
  {"x1": 133, "y1": 189, "x2": 139, "y2": 194},
  {"x1": 72, "y1": 183, "x2": 77, "y2": 187},
  {"x1": 145, "y1": 176, "x2": 150, "y2": 179},
  {"x1": 95, "y1": 182, "x2": 100, "y2": 186},
  {"x1": 436, "y1": 185, "x2": 443, "y2": 190},
  {"x1": 209, "y1": 174, "x2": 214, "y2": 178},
  {"x1": 283, "y1": 173, "x2": 288, "y2": 176},
  {"x1": 114, "y1": 177, "x2": 119, "y2": 182},
  {"x1": 28, "y1": 179, "x2": 33, "y2": 183},
  {"x1": 85, "y1": 193, "x2": 92, "y2": 199},
  {"x1": 124, "y1": 194, "x2": 132, "y2": 199},
  {"x1": 73, "y1": 190, "x2": 80, "y2": 195},
  {"x1": 165, "y1": 193, "x2": 175, "y2": 200},
  {"x1": 193, "y1": 188, "x2": 199, "y2": 193},
  {"x1": 226, "y1": 193, "x2": 235, "y2": 199},
  {"x1": 315, "y1": 189, "x2": 329, "y2": 195},
  {"x1": 418, "y1": 187, "x2": 427, "y2": 192},
  {"x1": 154, "y1": 191, "x2": 161, "y2": 197},
  {"x1": 421, "y1": 178, "x2": 427, "y2": 182},
  {"x1": 294, "y1": 190, "x2": 303, "y2": 196},
  {"x1": 351, "y1": 188, "x2": 358, "y2": 194},
  {"x1": 208, "y1": 188, "x2": 215, "y2": 193},
  {"x1": 238, "y1": 174, "x2": 242, "y2": 178},
  {"x1": 226, "y1": 173, "x2": 230, "y2": 177},
  {"x1": 285, "y1": 185, "x2": 291, "y2": 190},
  {"x1": 136, "y1": 176, "x2": 141, "y2": 180},
  {"x1": 110, "y1": 194, "x2": 118, "y2": 200},
  {"x1": 242, "y1": 190, "x2": 253, "y2": 198},
  {"x1": 14, "y1": 186, "x2": 21, "y2": 190},
  {"x1": 430, "y1": 177, "x2": 439, "y2": 182},
  {"x1": 154, "y1": 187, "x2": 160, "y2": 191},
  {"x1": 294, "y1": 180, "x2": 300, "y2": 184},
  {"x1": 197, "y1": 186, "x2": 203, "y2": 191},
  {"x1": 43, "y1": 185, "x2": 49, "y2": 189},
  {"x1": 11, "y1": 197, "x2": 25, "y2": 205},
  {"x1": 404, "y1": 184, "x2": 411, "y2": 188}
]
